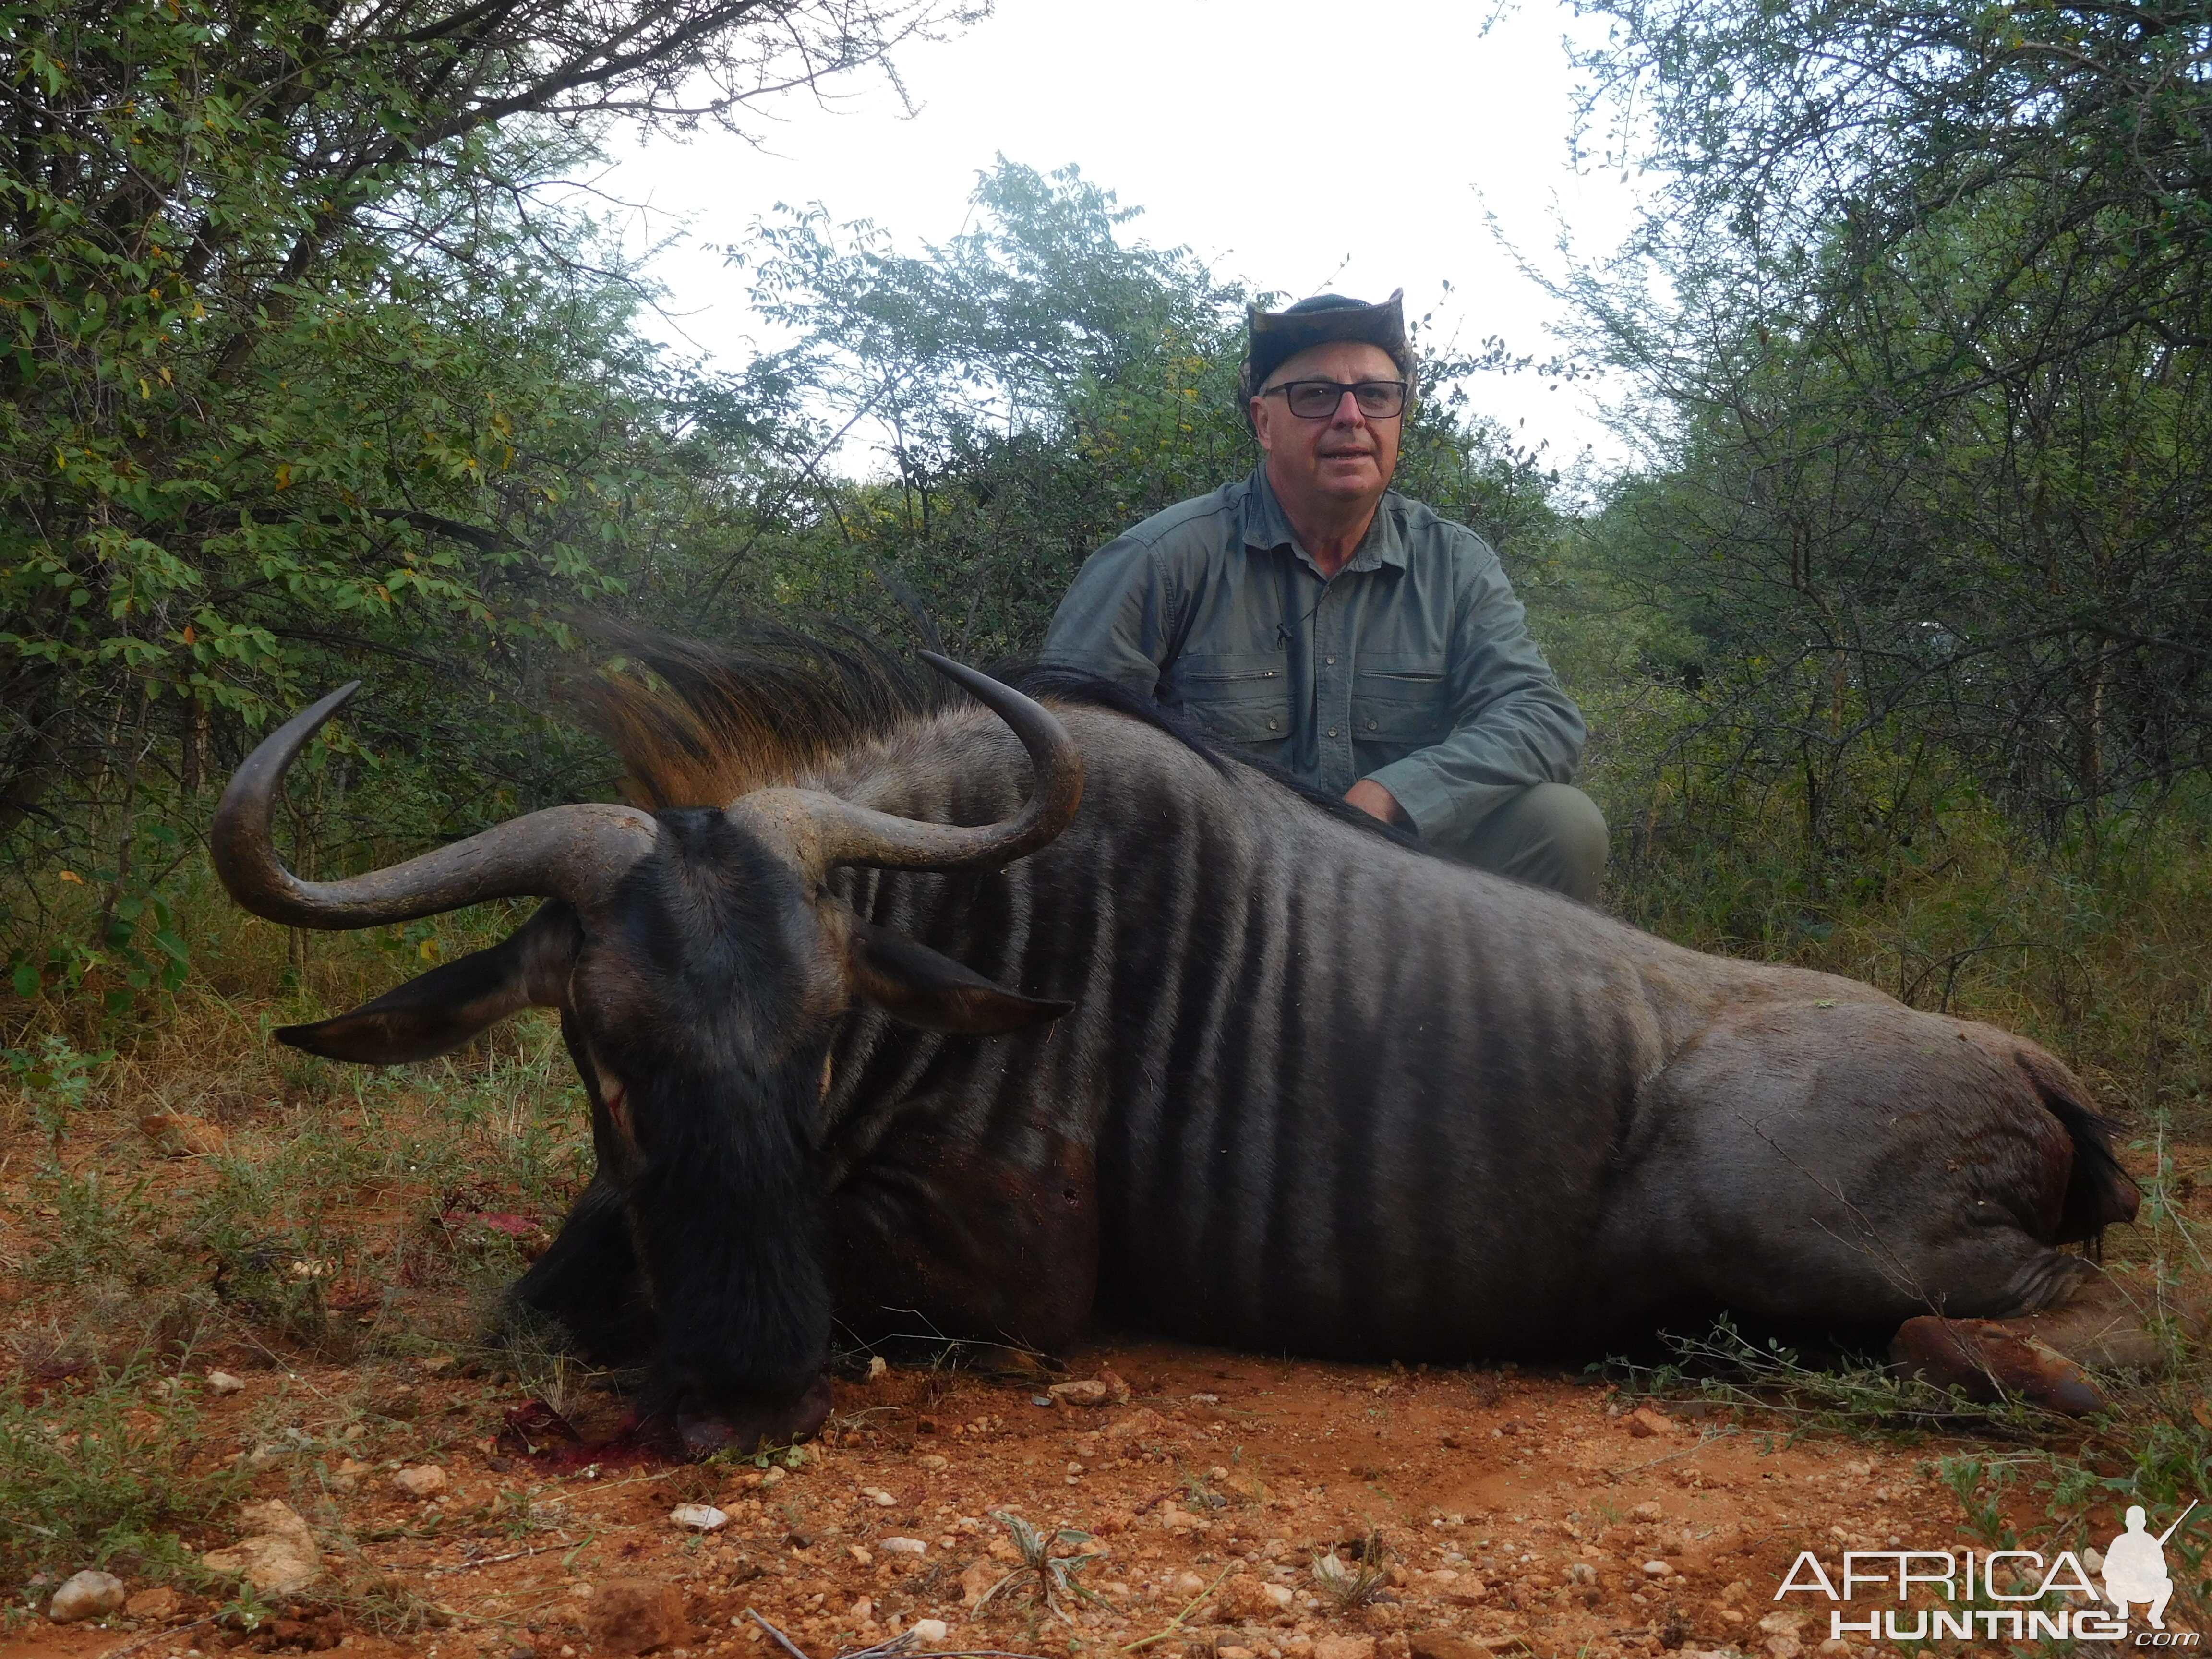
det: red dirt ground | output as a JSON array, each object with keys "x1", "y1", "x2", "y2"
[{"x1": 7, "y1": 1328, "x2": 2152, "y2": 1659}]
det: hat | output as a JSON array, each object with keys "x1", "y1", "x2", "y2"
[{"x1": 1239, "y1": 289, "x2": 1412, "y2": 403}]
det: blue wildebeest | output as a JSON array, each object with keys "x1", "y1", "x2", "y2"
[{"x1": 214, "y1": 632, "x2": 2140, "y2": 1453}]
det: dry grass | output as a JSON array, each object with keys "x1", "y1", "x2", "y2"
[{"x1": 0, "y1": 896, "x2": 593, "y2": 1592}]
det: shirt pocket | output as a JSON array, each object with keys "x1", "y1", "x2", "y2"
[
  {"x1": 1177, "y1": 651, "x2": 1290, "y2": 745},
  {"x1": 1352, "y1": 654, "x2": 1448, "y2": 745}
]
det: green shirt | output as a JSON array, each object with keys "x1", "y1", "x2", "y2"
[{"x1": 1040, "y1": 465, "x2": 1587, "y2": 846}]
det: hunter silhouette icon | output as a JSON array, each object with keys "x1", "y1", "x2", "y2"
[{"x1": 2105, "y1": 1500, "x2": 2195, "y2": 1629}]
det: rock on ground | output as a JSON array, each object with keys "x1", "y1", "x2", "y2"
[
  {"x1": 264, "y1": 1613, "x2": 346, "y2": 1652},
  {"x1": 125, "y1": 1587, "x2": 180, "y2": 1621},
  {"x1": 1409, "y1": 1636, "x2": 1491, "y2": 1659},
  {"x1": 48, "y1": 1570, "x2": 126, "y2": 1623},
  {"x1": 202, "y1": 1499, "x2": 324, "y2": 1596},
  {"x1": 140, "y1": 1113, "x2": 228, "y2": 1156},
  {"x1": 393, "y1": 1464, "x2": 448, "y2": 1498},
  {"x1": 583, "y1": 1578, "x2": 691, "y2": 1656},
  {"x1": 1211, "y1": 1575, "x2": 1281, "y2": 1623}
]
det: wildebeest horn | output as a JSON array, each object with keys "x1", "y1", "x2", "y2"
[
  {"x1": 736, "y1": 653, "x2": 1084, "y2": 876},
  {"x1": 214, "y1": 683, "x2": 658, "y2": 929}
]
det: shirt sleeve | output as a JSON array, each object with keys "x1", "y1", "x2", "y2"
[
  {"x1": 1039, "y1": 534, "x2": 1179, "y2": 697},
  {"x1": 1361, "y1": 537, "x2": 1587, "y2": 845}
]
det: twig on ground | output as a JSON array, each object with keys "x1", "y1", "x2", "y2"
[
  {"x1": 432, "y1": 1542, "x2": 555, "y2": 1573},
  {"x1": 1602, "y1": 1425, "x2": 1740, "y2": 1481},
  {"x1": 746, "y1": 1607, "x2": 818, "y2": 1659},
  {"x1": 1120, "y1": 1563, "x2": 1234, "y2": 1651}
]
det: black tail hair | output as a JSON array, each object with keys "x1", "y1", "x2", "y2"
[{"x1": 2017, "y1": 1048, "x2": 2140, "y2": 1250}]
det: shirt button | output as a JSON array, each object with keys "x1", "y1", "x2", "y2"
[
  {"x1": 1327, "y1": 728, "x2": 1338, "y2": 738},
  {"x1": 1325, "y1": 654, "x2": 1336, "y2": 665},
  {"x1": 1367, "y1": 718, "x2": 1379, "y2": 730},
  {"x1": 1268, "y1": 718, "x2": 1280, "y2": 731}
]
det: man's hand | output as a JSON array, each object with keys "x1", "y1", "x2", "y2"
[{"x1": 1344, "y1": 778, "x2": 1407, "y2": 826}]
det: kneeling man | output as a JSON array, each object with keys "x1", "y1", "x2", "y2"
[{"x1": 1042, "y1": 289, "x2": 1605, "y2": 901}]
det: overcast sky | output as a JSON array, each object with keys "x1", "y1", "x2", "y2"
[{"x1": 596, "y1": 0, "x2": 1646, "y2": 474}]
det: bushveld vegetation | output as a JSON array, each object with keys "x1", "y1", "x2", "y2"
[{"x1": 3, "y1": 0, "x2": 2210, "y2": 1618}]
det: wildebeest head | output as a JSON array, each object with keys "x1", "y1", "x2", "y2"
[{"x1": 213, "y1": 654, "x2": 1082, "y2": 1454}]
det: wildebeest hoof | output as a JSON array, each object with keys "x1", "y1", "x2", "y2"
[
  {"x1": 1890, "y1": 1316, "x2": 2108, "y2": 1415},
  {"x1": 672, "y1": 1373, "x2": 834, "y2": 1460}
]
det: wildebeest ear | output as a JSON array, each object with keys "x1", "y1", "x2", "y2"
[
  {"x1": 276, "y1": 902, "x2": 581, "y2": 1064},
  {"x1": 847, "y1": 916, "x2": 1072, "y2": 1035}
]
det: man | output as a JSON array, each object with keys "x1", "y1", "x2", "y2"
[{"x1": 1041, "y1": 289, "x2": 1605, "y2": 901}]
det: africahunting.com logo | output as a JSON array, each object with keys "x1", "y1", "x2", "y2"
[{"x1": 1774, "y1": 1500, "x2": 2199, "y2": 1645}]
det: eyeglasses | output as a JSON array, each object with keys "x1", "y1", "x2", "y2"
[{"x1": 1262, "y1": 378, "x2": 1410, "y2": 419}]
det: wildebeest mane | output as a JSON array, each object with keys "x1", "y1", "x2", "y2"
[
  {"x1": 573, "y1": 622, "x2": 1237, "y2": 811},
  {"x1": 575, "y1": 621, "x2": 944, "y2": 809}
]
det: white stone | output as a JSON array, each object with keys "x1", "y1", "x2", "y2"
[
  {"x1": 206, "y1": 1370, "x2": 246, "y2": 1395},
  {"x1": 1642, "y1": 1560, "x2": 1671, "y2": 1577},
  {"x1": 881, "y1": 1537, "x2": 927, "y2": 1555},
  {"x1": 202, "y1": 1499, "x2": 323, "y2": 1596},
  {"x1": 670, "y1": 1505, "x2": 729, "y2": 1532},
  {"x1": 393, "y1": 1464, "x2": 447, "y2": 1498},
  {"x1": 910, "y1": 1619, "x2": 950, "y2": 1645},
  {"x1": 48, "y1": 1570, "x2": 126, "y2": 1623}
]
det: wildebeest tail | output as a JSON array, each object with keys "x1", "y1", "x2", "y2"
[{"x1": 2016, "y1": 1047, "x2": 2140, "y2": 1246}]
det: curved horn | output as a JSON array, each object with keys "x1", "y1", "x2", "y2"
[
  {"x1": 214, "y1": 683, "x2": 658, "y2": 930},
  {"x1": 735, "y1": 654, "x2": 1084, "y2": 876}
]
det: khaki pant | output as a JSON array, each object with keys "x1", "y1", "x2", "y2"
[{"x1": 1429, "y1": 781, "x2": 1608, "y2": 903}]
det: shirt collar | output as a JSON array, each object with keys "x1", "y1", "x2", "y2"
[{"x1": 1239, "y1": 463, "x2": 1408, "y2": 574}]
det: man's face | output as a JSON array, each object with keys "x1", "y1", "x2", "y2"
[{"x1": 1249, "y1": 339, "x2": 1405, "y2": 510}]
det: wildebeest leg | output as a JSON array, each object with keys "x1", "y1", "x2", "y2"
[
  {"x1": 1585, "y1": 1004, "x2": 2130, "y2": 1337},
  {"x1": 1990, "y1": 1266, "x2": 2192, "y2": 1371},
  {"x1": 504, "y1": 1175, "x2": 657, "y2": 1365},
  {"x1": 828, "y1": 1108, "x2": 1098, "y2": 1357}
]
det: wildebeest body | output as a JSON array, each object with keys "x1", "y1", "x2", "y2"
[
  {"x1": 806, "y1": 708, "x2": 2118, "y2": 1361},
  {"x1": 215, "y1": 636, "x2": 2136, "y2": 1450}
]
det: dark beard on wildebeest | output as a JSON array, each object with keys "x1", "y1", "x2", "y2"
[{"x1": 212, "y1": 626, "x2": 2140, "y2": 1456}]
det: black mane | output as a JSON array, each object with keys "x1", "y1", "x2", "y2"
[{"x1": 571, "y1": 618, "x2": 1424, "y2": 854}]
